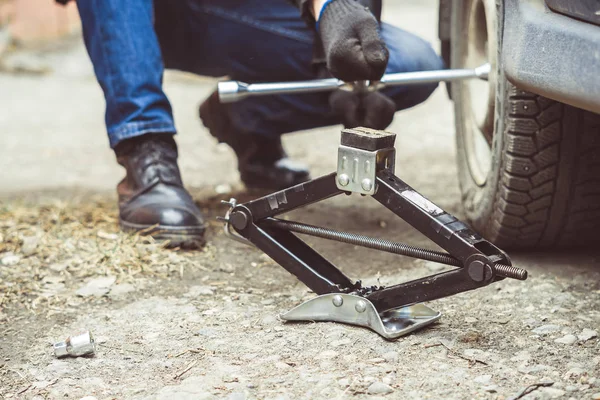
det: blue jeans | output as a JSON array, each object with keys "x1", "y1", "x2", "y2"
[{"x1": 77, "y1": 0, "x2": 444, "y2": 148}]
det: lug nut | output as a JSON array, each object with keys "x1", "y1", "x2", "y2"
[{"x1": 54, "y1": 331, "x2": 96, "y2": 358}]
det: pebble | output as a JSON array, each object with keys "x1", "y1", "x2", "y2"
[
  {"x1": 108, "y1": 284, "x2": 135, "y2": 297},
  {"x1": 564, "y1": 367, "x2": 586, "y2": 379},
  {"x1": 367, "y1": 382, "x2": 394, "y2": 395},
  {"x1": 554, "y1": 334, "x2": 578, "y2": 345},
  {"x1": 474, "y1": 375, "x2": 492, "y2": 385},
  {"x1": 196, "y1": 328, "x2": 217, "y2": 338},
  {"x1": 261, "y1": 315, "x2": 277, "y2": 326},
  {"x1": 539, "y1": 388, "x2": 566, "y2": 398},
  {"x1": 97, "y1": 230, "x2": 119, "y2": 241},
  {"x1": 317, "y1": 350, "x2": 338, "y2": 360},
  {"x1": 227, "y1": 393, "x2": 245, "y2": 400},
  {"x1": 79, "y1": 397, "x2": 98, "y2": 400},
  {"x1": 76, "y1": 276, "x2": 116, "y2": 297},
  {"x1": 1, "y1": 254, "x2": 20, "y2": 266},
  {"x1": 532, "y1": 324, "x2": 561, "y2": 335},
  {"x1": 338, "y1": 378, "x2": 350, "y2": 388},
  {"x1": 578, "y1": 329, "x2": 597, "y2": 341},
  {"x1": 382, "y1": 351, "x2": 399, "y2": 363},
  {"x1": 591, "y1": 393, "x2": 600, "y2": 400},
  {"x1": 184, "y1": 286, "x2": 214, "y2": 297},
  {"x1": 49, "y1": 262, "x2": 68, "y2": 272},
  {"x1": 21, "y1": 235, "x2": 39, "y2": 255}
]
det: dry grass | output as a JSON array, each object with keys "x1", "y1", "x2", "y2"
[{"x1": 0, "y1": 196, "x2": 220, "y2": 322}]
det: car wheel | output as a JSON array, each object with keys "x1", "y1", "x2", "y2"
[{"x1": 451, "y1": 0, "x2": 600, "y2": 248}]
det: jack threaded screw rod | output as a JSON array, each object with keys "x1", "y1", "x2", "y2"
[{"x1": 263, "y1": 218, "x2": 527, "y2": 280}]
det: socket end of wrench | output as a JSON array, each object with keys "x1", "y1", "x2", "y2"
[
  {"x1": 474, "y1": 63, "x2": 491, "y2": 81},
  {"x1": 218, "y1": 80, "x2": 249, "y2": 103}
]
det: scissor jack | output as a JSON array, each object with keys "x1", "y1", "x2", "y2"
[{"x1": 219, "y1": 127, "x2": 527, "y2": 339}]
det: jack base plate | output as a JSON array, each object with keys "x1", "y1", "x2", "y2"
[{"x1": 281, "y1": 294, "x2": 441, "y2": 339}]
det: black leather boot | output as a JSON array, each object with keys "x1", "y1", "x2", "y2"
[
  {"x1": 115, "y1": 134, "x2": 205, "y2": 247},
  {"x1": 199, "y1": 92, "x2": 311, "y2": 190}
]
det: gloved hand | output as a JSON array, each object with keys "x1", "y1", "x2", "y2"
[
  {"x1": 317, "y1": 0, "x2": 389, "y2": 82},
  {"x1": 329, "y1": 89, "x2": 396, "y2": 130}
]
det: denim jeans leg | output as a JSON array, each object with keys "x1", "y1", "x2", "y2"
[{"x1": 77, "y1": 0, "x2": 176, "y2": 148}]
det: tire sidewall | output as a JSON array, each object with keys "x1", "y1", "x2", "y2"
[{"x1": 452, "y1": 0, "x2": 508, "y2": 240}]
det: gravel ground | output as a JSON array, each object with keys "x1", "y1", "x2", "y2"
[{"x1": 1, "y1": 2, "x2": 599, "y2": 399}]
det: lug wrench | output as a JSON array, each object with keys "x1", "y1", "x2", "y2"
[{"x1": 218, "y1": 63, "x2": 491, "y2": 103}]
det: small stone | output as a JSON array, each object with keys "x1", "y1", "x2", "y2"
[
  {"x1": 382, "y1": 351, "x2": 399, "y2": 363},
  {"x1": 565, "y1": 385, "x2": 578, "y2": 392},
  {"x1": 227, "y1": 392, "x2": 245, "y2": 400},
  {"x1": 1, "y1": 254, "x2": 20, "y2": 266},
  {"x1": 79, "y1": 397, "x2": 98, "y2": 400},
  {"x1": 578, "y1": 329, "x2": 597, "y2": 342},
  {"x1": 261, "y1": 315, "x2": 277, "y2": 326},
  {"x1": 465, "y1": 317, "x2": 477, "y2": 323},
  {"x1": 554, "y1": 334, "x2": 578, "y2": 345},
  {"x1": 49, "y1": 262, "x2": 68, "y2": 272},
  {"x1": 564, "y1": 367, "x2": 586, "y2": 379},
  {"x1": 484, "y1": 385, "x2": 498, "y2": 393},
  {"x1": 76, "y1": 276, "x2": 116, "y2": 297},
  {"x1": 539, "y1": 388, "x2": 566, "y2": 399},
  {"x1": 21, "y1": 236, "x2": 39, "y2": 256},
  {"x1": 196, "y1": 328, "x2": 217, "y2": 338},
  {"x1": 591, "y1": 393, "x2": 600, "y2": 400},
  {"x1": 474, "y1": 375, "x2": 492, "y2": 385},
  {"x1": 97, "y1": 230, "x2": 119, "y2": 241},
  {"x1": 367, "y1": 382, "x2": 393, "y2": 395},
  {"x1": 532, "y1": 324, "x2": 561, "y2": 335},
  {"x1": 108, "y1": 284, "x2": 135, "y2": 297},
  {"x1": 459, "y1": 330, "x2": 482, "y2": 343},
  {"x1": 338, "y1": 378, "x2": 350, "y2": 388},
  {"x1": 184, "y1": 286, "x2": 214, "y2": 297}
]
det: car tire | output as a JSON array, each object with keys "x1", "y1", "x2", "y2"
[{"x1": 451, "y1": 0, "x2": 600, "y2": 248}]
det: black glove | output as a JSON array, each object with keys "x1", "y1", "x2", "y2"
[
  {"x1": 318, "y1": 0, "x2": 389, "y2": 82},
  {"x1": 329, "y1": 89, "x2": 396, "y2": 130}
]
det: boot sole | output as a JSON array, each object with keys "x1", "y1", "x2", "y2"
[{"x1": 119, "y1": 219, "x2": 206, "y2": 249}]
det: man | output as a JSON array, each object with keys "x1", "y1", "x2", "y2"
[{"x1": 69, "y1": 0, "x2": 443, "y2": 247}]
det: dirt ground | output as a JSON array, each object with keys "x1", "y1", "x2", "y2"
[{"x1": 1, "y1": 2, "x2": 599, "y2": 399}]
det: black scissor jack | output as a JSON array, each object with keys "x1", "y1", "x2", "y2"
[{"x1": 220, "y1": 128, "x2": 527, "y2": 339}]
